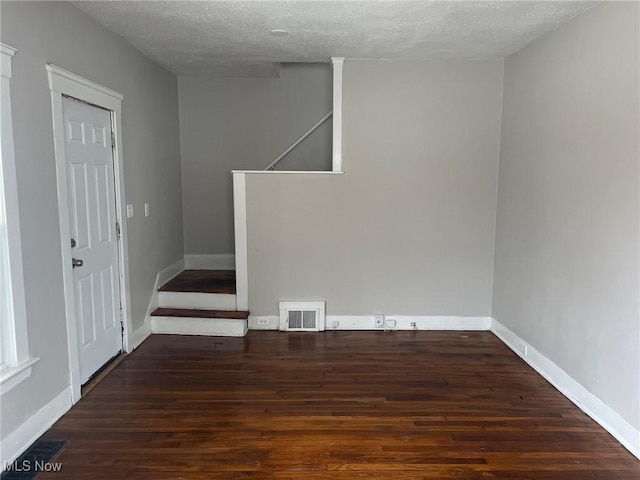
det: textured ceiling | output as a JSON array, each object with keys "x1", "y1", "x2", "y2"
[{"x1": 73, "y1": 1, "x2": 598, "y2": 77}]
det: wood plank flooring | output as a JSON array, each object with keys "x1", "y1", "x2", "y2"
[
  {"x1": 159, "y1": 270, "x2": 236, "y2": 294},
  {"x1": 41, "y1": 332, "x2": 639, "y2": 479}
]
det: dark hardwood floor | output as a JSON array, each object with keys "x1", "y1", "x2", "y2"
[
  {"x1": 159, "y1": 270, "x2": 236, "y2": 294},
  {"x1": 41, "y1": 332, "x2": 639, "y2": 479}
]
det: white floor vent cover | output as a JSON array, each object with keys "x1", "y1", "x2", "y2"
[{"x1": 279, "y1": 301, "x2": 326, "y2": 332}]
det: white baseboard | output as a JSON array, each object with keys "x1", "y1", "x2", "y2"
[
  {"x1": 136, "y1": 258, "x2": 186, "y2": 352},
  {"x1": 491, "y1": 318, "x2": 640, "y2": 460},
  {"x1": 130, "y1": 321, "x2": 151, "y2": 350},
  {"x1": 1, "y1": 386, "x2": 72, "y2": 467},
  {"x1": 326, "y1": 315, "x2": 492, "y2": 331},
  {"x1": 158, "y1": 257, "x2": 185, "y2": 286},
  {"x1": 248, "y1": 315, "x2": 492, "y2": 331},
  {"x1": 185, "y1": 254, "x2": 235, "y2": 270}
]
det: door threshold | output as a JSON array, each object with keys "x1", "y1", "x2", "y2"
[{"x1": 81, "y1": 353, "x2": 125, "y2": 397}]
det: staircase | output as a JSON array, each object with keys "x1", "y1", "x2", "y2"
[{"x1": 150, "y1": 270, "x2": 248, "y2": 337}]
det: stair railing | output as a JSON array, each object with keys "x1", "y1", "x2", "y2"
[{"x1": 263, "y1": 111, "x2": 333, "y2": 171}]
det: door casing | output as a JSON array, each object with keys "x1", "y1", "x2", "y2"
[{"x1": 47, "y1": 64, "x2": 133, "y2": 404}]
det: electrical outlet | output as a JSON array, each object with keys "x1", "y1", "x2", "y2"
[
  {"x1": 374, "y1": 314, "x2": 385, "y2": 328},
  {"x1": 385, "y1": 319, "x2": 396, "y2": 328},
  {"x1": 257, "y1": 318, "x2": 269, "y2": 326},
  {"x1": 332, "y1": 320, "x2": 339, "y2": 328},
  {"x1": 410, "y1": 322, "x2": 417, "y2": 329}
]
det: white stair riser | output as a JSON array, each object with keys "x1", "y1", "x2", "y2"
[
  {"x1": 158, "y1": 291, "x2": 237, "y2": 310},
  {"x1": 151, "y1": 317, "x2": 247, "y2": 337}
]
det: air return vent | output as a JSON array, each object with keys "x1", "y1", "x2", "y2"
[{"x1": 279, "y1": 301, "x2": 326, "y2": 332}]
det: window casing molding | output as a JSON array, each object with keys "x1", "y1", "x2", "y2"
[{"x1": 0, "y1": 43, "x2": 38, "y2": 396}]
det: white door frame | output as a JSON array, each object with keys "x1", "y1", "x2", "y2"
[{"x1": 47, "y1": 64, "x2": 132, "y2": 404}]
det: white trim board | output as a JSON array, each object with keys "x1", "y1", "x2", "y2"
[
  {"x1": 151, "y1": 317, "x2": 247, "y2": 337},
  {"x1": 249, "y1": 315, "x2": 491, "y2": 331},
  {"x1": 232, "y1": 173, "x2": 248, "y2": 311},
  {"x1": 0, "y1": 386, "x2": 72, "y2": 466},
  {"x1": 491, "y1": 318, "x2": 640, "y2": 460},
  {"x1": 331, "y1": 57, "x2": 344, "y2": 172},
  {"x1": 158, "y1": 291, "x2": 237, "y2": 310},
  {"x1": 130, "y1": 322, "x2": 151, "y2": 351},
  {"x1": 158, "y1": 258, "x2": 185, "y2": 286},
  {"x1": 47, "y1": 64, "x2": 132, "y2": 404},
  {"x1": 184, "y1": 254, "x2": 234, "y2": 270},
  {"x1": 327, "y1": 315, "x2": 491, "y2": 331},
  {"x1": 138, "y1": 258, "x2": 185, "y2": 350},
  {"x1": 230, "y1": 170, "x2": 344, "y2": 176}
]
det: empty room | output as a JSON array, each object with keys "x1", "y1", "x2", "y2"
[{"x1": 1, "y1": 1, "x2": 639, "y2": 478}]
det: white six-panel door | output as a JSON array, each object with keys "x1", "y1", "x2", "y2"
[{"x1": 63, "y1": 97, "x2": 121, "y2": 384}]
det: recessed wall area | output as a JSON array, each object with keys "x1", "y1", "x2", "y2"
[{"x1": 178, "y1": 64, "x2": 333, "y2": 257}]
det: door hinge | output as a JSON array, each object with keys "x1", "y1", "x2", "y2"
[
  {"x1": 115, "y1": 220, "x2": 121, "y2": 240},
  {"x1": 111, "y1": 131, "x2": 116, "y2": 148}
]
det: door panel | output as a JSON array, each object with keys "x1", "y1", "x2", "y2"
[{"x1": 64, "y1": 97, "x2": 121, "y2": 384}]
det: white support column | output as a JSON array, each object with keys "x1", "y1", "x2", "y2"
[
  {"x1": 232, "y1": 172, "x2": 248, "y2": 311},
  {"x1": 331, "y1": 57, "x2": 344, "y2": 172}
]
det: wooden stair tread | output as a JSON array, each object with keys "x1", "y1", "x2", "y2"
[
  {"x1": 151, "y1": 308, "x2": 249, "y2": 320},
  {"x1": 160, "y1": 270, "x2": 236, "y2": 294}
]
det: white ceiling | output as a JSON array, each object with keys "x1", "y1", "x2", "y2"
[{"x1": 73, "y1": 1, "x2": 598, "y2": 77}]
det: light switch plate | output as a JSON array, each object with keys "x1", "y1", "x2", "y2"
[
  {"x1": 144, "y1": 203, "x2": 150, "y2": 217},
  {"x1": 126, "y1": 204, "x2": 134, "y2": 218}
]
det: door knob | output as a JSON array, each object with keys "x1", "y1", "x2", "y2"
[{"x1": 72, "y1": 258, "x2": 84, "y2": 268}]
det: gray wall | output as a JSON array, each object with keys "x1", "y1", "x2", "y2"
[
  {"x1": 178, "y1": 64, "x2": 332, "y2": 256},
  {"x1": 246, "y1": 60, "x2": 504, "y2": 316},
  {"x1": 0, "y1": 1, "x2": 183, "y2": 438},
  {"x1": 492, "y1": 2, "x2": 639, "y2": 429}
]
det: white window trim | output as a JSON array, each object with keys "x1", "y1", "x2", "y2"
[{"x1": 0, "y1": 43, "x2": 38, "y2": 396}]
